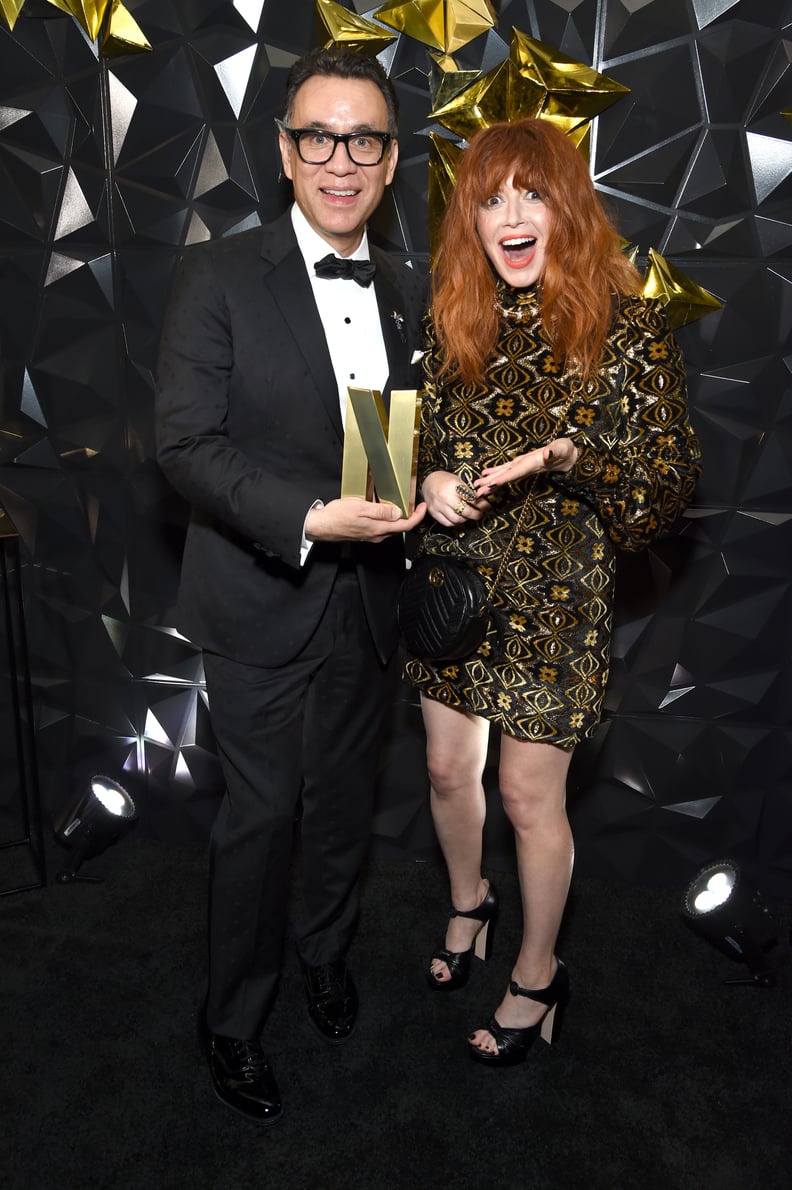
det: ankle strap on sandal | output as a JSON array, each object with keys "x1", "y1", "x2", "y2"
[
  {"x1": 451, "y1": 903, "x2": 483, "y2": 921},
  {"x1": 449, "y1": 882, "x2": 495, "y2": 923},
  {"x1": 508, "y1": 979, "x2": 556, "y2": 1007},
  {"x1": 508, "y1": 960, "x2": 566, "y2": 1006}
]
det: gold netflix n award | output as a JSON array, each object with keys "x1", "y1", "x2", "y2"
[{"x1": 340, "y1": 388, "x2": 421, "y2": 516}]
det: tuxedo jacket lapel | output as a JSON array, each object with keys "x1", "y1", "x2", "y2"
[
  {"x1": 256, "y1": 217, "x2": 423, "y2": 438},
  {"x1": 372, "y1": 250, "x2": 415, "y2": 396},
  {"x1": 259, "y1": 215, "x2": 344, "y2": 441}
]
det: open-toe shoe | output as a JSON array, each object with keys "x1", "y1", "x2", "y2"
[
  {"x1": 427, "y1": 881, "x2": 498, "y2": 991},
  {"x1": 468, "y1": 958, "x2": 569, "y2": 1065}
]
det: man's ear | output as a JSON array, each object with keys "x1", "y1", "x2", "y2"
[
  {"x1": 278, "y1": 131, "x2": 293, "y2": 182},
  {"x1": 384, "y1": 139, "x2": 398, "y2": 186}
]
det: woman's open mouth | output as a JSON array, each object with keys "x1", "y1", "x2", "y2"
[{"x1": 500, "y1": 236, "x2": 537, "y2": 267}]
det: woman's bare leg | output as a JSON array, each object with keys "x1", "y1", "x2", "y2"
[
  {"x1": 420, "y1": 695, "x2": 491, "y2": 982},
  {"x1": 468, "y1": 737, "x2": 574, "y2": 1053}
]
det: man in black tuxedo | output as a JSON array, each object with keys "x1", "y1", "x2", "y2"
[{"x1": 156, "y1": 47, "x2": 426, "y2": 1124}]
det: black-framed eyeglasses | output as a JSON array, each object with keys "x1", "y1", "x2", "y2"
[{"x1": 277, "y1": 121, "x2": 392, "y2": 166}]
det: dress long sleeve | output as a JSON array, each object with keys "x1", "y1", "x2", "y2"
[{"x1": 551, "y1": 296, "x2": 701, "y2": 551}]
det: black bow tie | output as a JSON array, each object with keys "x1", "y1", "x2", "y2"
[{"x1": 314, "y1": 253, "x2": 376, "y2": 287}]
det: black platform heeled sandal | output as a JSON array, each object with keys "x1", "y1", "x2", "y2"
[
  {"x1": 427, "y1": 882, "x2": 498, "y2": 991},
  {"x1": 467, "y1": 958, "x2": 569, "y2": 1065}
]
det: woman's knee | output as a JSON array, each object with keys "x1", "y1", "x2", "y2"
[
  {"x1": 499, "y1": 780, "x2": 537, "y2": 828},
  {"x1": 498, "y1": 772, "x2": 567, "y2": 830},
  {"x1": 422, "y1": 700, "x2": 489, "y2": 796},
  {"x1": 498, "y1": 740, "x2": 572, "y2": 825},
  {"x1": 427, "y1": 748, "x2": 474, "y2": 796}
]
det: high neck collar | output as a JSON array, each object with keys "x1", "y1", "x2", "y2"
[{"x1": 494, "y1": 279, "x2": 541, "y2": 321}]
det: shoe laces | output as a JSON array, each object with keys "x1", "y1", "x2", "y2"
[
  {"x1": 313, "y1": 964, "x2": 343, "y2": 998},
  {"x1": 227, "y1": 1039, "x2": 269, "y2": 1076}
]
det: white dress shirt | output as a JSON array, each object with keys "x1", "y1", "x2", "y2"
[
  {"x1": 290, "y1": 205, "x2": 390, "y2": 560},
  {"x1": 291, "y1": 205, "x2": 389, "y2": 426}
]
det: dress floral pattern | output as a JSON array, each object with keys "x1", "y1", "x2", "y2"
[{"x1": 404, "y1": 283, "x2": 701, "y2": 747}]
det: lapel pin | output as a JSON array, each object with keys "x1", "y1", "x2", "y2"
[{"x1": 390, "y1": 310, "x2": 406, "y2": 341}]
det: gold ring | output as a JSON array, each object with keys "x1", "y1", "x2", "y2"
[{"x1": 454, "y1": 500, "x2": 467, "y2": 515}]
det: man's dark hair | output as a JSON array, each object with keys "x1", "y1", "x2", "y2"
[{"x1": 283, "y1": 47, "x2": 399, "y2": 137}]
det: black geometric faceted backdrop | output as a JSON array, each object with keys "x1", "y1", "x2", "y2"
[{"x1": 1, "y1": 0, "x2": 791, "y2": 892}]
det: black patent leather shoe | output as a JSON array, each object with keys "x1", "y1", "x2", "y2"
[
  {"x1": 302, "y1": 960, "x2": 358, "y2": 1043},
  {"x1": 208, "y1": 1033, "x2": 282, "y2": 1124}
]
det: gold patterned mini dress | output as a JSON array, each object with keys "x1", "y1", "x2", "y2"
[{"x1": 404, "y1": 283, "x2": 701, "y2": 748}]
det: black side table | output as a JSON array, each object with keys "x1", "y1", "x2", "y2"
[{"x1": 1, "y1": 531, "x2": 46, "y2": 895}]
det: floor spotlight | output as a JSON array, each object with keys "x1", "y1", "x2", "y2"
[
  {"x1": 682, "y1": 859, "x2": 778, "y2": 987},
  {"x1": 53, "y1": 776, "x2": 137, "y2": 884}
]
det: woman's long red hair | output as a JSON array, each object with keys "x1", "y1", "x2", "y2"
[{"x1": 432, "y1": 118, "x2": 642, "y2": 383}]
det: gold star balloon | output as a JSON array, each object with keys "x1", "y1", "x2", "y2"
[
  {"x1": 0, "y1": 0, "x2": 26, "y2": 30},
  {"x1": 100, "y1": 0, "x2": 151, "y2": 57},
  {"x1": 642, "y1": 248, "x2": 723, "y2": 329},
  {"x1": 429, "y1": 49, "x2": 461, "y2": 72},
  {"x1": 428, "y1": 53, "x2": 481, "y2": 112},
  {"x1": 316, "y1": 0, "x2": 397, "y2": 56},
  {"x1": 619, "y1": 236, "x2": 641, "y2": 270},
  {"x1": 46, "y1": 0, "x2": 112, "y2": 42},
  {"x1": 373, "y1": 0, "x2": 495, "y2": 57},
  {"x1": 444, "y1": 0, "x2": 494, "y2": 54},
  {"x1": 2, "y1": 0, "x2": 151, "y2": 52},
  {"x1": 427, "y1": 131, "x2": 463, "y2": 256},
  {"x1": 430, "y1": 28, "x2": 629, "y2": 142},
  {"x1": 373, "y1": 0, "x2": 445, "y2": 54}
]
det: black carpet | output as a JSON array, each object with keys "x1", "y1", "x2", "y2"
[{"x1": 1, "y1": 833, "x2": 790, "y2": 1190}]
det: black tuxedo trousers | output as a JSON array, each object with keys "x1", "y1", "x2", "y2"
[{"x1": 202, "y1": 568, "x2": 397, "y2": 1039}]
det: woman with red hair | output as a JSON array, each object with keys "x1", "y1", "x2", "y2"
[{"x1": 405, "y1": 118, "x2": 700, "y2": 1065}]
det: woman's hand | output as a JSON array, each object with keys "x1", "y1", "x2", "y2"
[
  {"x1": 473, "y1": 437, "x2": 578, "y2": 497},
  {"x1": 421, "y1": 471, "x2": 490, "y2": 528}
]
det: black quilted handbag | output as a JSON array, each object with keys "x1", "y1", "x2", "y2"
[
  {"x1": 399, "y1": 482, "x2": 540, "y2": 661},
  {"x1": 397, "y1": 555, "x2": 490, "y2": 660}
]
